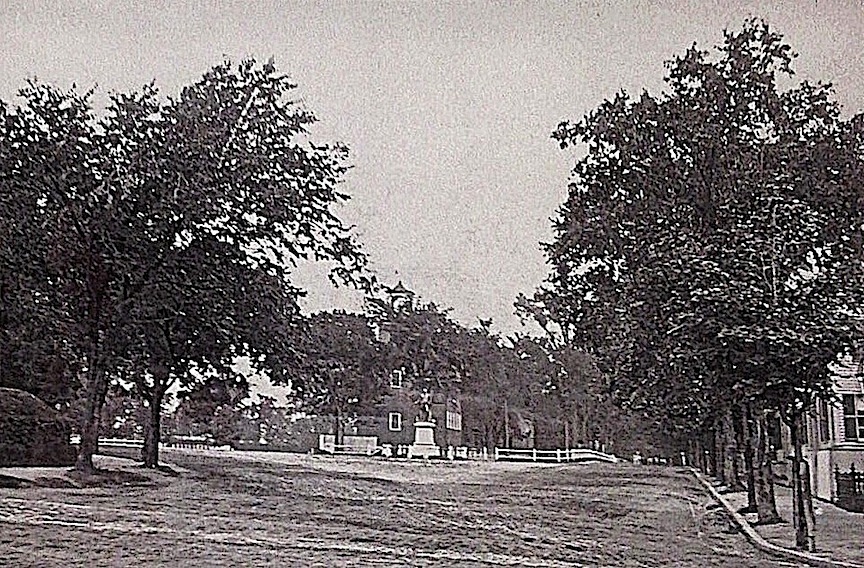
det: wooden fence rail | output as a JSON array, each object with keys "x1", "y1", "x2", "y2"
[{"x1": 494, "y1": 447, "x2": 618, "y2": 464}]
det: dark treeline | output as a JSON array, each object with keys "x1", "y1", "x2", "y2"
[
  {"x1": 524, "y1": 20, "x2": 864, "y2": 551},
  {"x1": 0, "y1": 58, "x2": 369, "y2": 471}
]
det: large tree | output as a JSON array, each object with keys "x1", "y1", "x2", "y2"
[
  {"x1": 0, "y1": 58, "x2": 370, "y2": 471},
  {"x1": 537, "y1": 19, "x2": 864, "y2": 548},
  {"x1": 168, "y1": 371, "x2": 251, "y2": 445},
  {"x1": 295, "y1": 311, "x2": 385, "y2": 445},
  {"x1": 130, "y1": 234, "x2": 303, "y2": 467}
]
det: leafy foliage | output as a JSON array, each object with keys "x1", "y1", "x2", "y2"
[
  {"x1": 168, "y1": 373, "x2": 251, "y2": 445},
  {"x1": 0, "y1": 58, "x2": 370, "y2": 469},
  {"x1": 293, "y1": 310, "x2": 386, "y2": 440},
  {"x1": 536, "y1": 20, "x2": 864, "y2": 437},
  {"x1": 532, "y1": 19, "x2": 864, "y2": 548}
]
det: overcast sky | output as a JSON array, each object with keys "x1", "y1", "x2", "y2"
[{"x1": 2, "y1": 0, "x2": 863, "y2": 335}]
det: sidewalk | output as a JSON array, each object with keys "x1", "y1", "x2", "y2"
[{"x1": 722, "y1": 483, "x2": 864, "y2": 567}]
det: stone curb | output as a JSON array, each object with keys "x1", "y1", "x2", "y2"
[{"x1": 689, "y1": 468, "x2": 864, "y2": 568}]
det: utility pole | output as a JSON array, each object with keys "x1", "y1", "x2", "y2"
[{"x1": 503, "y1": 400, "x2": 510, "y2": 449}]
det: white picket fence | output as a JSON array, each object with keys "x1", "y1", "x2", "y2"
[
  {"x1": 494, "y1": 447, "x2": 618, "y2": 464},
  {"x1": 317, "y1": 434, "x2": 382, "y2": 455},
  {"x1": 72, "y1": 437, "x2": 613, "y2": 463},
  {"x1": 69, "y1": 436, "x2": 230, "y2": 452},
  {"x1": 99, "y1": 437, "x2": 145, "y2": 449}
]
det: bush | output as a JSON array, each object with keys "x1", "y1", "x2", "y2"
[{"x1": 0, "y1": 387, "x2": 76, "y2": 466}]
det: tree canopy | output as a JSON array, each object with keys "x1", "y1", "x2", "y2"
[
  {"x1": 530, "y1": 19, "x2": 864, "y2": 547},
  {"x1": 534, "y1": 20, "x2": 864, "y2": 435},
  {"x1": 0, "y1": 58, "x2": 370, "y2": 470}
]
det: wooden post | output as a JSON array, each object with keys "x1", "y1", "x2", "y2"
[
  {"x1": 504, "y1": 400, "x2": 510, "y2": 449},
  {"x1": 532, "y1": 448, "x2": 537, "y2": 462}
]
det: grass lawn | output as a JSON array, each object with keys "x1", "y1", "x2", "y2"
[{"x1": 0, "y1": 450, "x2": 799, "y2": 567}]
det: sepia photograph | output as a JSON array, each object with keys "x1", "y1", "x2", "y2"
[{"x1": 1, "y1": 1, "x2": 864, "y2": 566}]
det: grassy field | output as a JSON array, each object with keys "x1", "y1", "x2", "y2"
[{"x1": 0, "y1": 450, "x2": 802, "y2": 567}]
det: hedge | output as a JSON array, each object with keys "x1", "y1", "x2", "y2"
[{"x1": 0, "y1": 387, "x2": 76, "y2": 467}]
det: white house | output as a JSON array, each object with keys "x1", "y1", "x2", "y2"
[{"x1": 796, "y1": 354, "x2": 864, "y2": 502}]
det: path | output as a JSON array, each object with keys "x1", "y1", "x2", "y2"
[
  {"x1": 0, "y1": 450, "x2": 806, "y2": 567},
  {"x1": 723, "y1": 482, "x2": 864, "y2": 566}
]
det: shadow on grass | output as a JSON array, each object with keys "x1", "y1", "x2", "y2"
[
  {"x1": 137, "y1": 463, "x2": 182, "y2": 477},
  {"x1": 65, "y1": 467, "x2": 156, "y2": 488},
  {"x1": 0, "y1": 473, "x2": 29, "y2": 488}
]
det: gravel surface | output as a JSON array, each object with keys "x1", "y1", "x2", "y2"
[{"x1": 0, "y1": 450, "x2": 806, "y2": 567}]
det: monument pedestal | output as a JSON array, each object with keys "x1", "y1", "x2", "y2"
[{"x1": 408, "y1": 420, "x2": 440, "y2": 459}]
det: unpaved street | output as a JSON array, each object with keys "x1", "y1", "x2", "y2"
[{"x1": 1, "y1": 451, "x2": 803, "y2": 567}]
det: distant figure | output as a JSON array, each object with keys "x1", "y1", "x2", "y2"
[{"x1": 632, "y1": 451, "x2": 642, "y2": 465}]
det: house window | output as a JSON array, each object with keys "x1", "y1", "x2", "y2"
[
  {"x1": 843, "y1": 395, "x2": 864, "y2": 441},
  {"x1": 818, "y1": 399, "x2": 831, "y2": 443},
  {"x1": 388, "y1": 412, "x2": 402, "y2": 431},
  {"x1": 445, "y1": 410, "x2": 462, "y2": 431},
  {"x1": 389, "y1": 369, "x2": 403, "y2": 389}
]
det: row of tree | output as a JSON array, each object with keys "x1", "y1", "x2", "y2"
[
  {"x1": 1, "y1": 55, "x2": 652, "y2": 474},
  {"x1": 146, "y1": 293, "x2": 664, "y2": 457},
  {"x1": 526, "y1": 20, "x2": 864, "y2": 551},
  {"x1": 0, "y1": 58, "x2": 370, "y2": 471}
]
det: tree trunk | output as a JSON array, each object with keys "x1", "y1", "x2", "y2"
[
  {"x1": 75, "y1": 360, "x2": 108, "y2": 472},
  {"x1": 573, "y1": 407, "x2": 581, "y2": 445},
  {"x1": 754, "y1": 409, "x2": 781, "y2": 524},
  {"x1": 143, "y1": 385, "x2": 165, "y2": 468},
  {"x1": 714, "y1": 419, "x2": 726, "y2": 484},
  {"x1": 581, "y1": 406, "x2": 590, "y2": 445},
  {"x1": 503, "y1": 400, "x2": 510, "y2": 448},
  {"x1": 789, "y1": 414, "x2": 815, "y2": 551},
  {"x1": 688, "y1": 438, "x2": 698, "y2": 470},
  {"x1": 705, "y1": 430, "x2": 716, "y2": 476},
  {"x1": 723, "y1": 407, "x2": 743, "y2": 490},
  {"x1": 76, "y1": 257, "x2": 112, "y2": 473},
  {"x1": 334, "y1": 406, "x2": 343, "y2": 446},
  {"x1": 696, "y1": 438, "x2": 707, "y2": 473},
  {"x1": 801, "y1": 459, "x2": 817, "y2": 549},
  {"x1": 739, "y1": 403, "x2": 757, "y2": 513}
]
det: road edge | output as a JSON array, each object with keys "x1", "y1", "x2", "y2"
[{"x1": 689, "y1": 468, "x2": 864, "y2": 568}]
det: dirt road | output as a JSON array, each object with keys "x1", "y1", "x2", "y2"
[{"x1": 1, "y1": 450, "x2": 803, "y2": 567}]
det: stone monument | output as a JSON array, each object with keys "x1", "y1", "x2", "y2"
[{"x1": 408, "y1": 390, "x2": 440, "y2": 459}]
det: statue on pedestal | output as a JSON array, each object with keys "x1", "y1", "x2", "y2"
[
  {"x1": 410, "y1": 388, "x2": 440, "y2": 459},
  {"x1": 418, "y1": 389, "x2": 433, "y2": 422}
]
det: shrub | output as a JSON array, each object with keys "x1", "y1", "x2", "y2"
[{"x1": 0, "y1": 387, "x2": 76, "y2": 466}]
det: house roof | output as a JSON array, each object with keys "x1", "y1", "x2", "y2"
[{"x1": 385, "y1": 281, "x2": 413, "y2": 296}]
